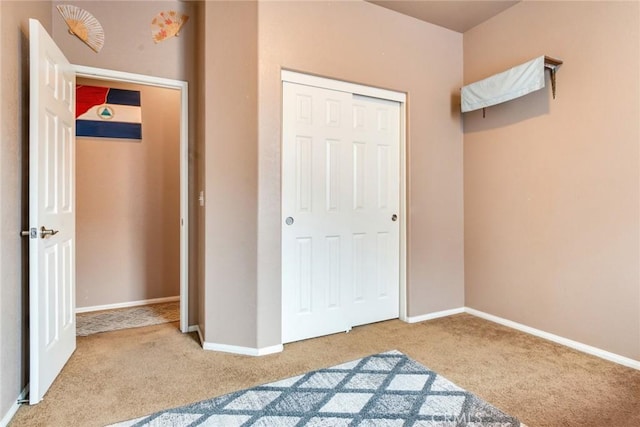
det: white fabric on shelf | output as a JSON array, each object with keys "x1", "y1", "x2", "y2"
[{"x1": 461, "y1": 56, "x2": 546, "y2": 113}]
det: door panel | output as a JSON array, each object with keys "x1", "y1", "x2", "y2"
[
  {"x1": 282, "y1": 83, "x2": 353, "y2": 342},
  {"x1": 29, "y1": 19, "x2": 76, "y2": 404},
  {"x1": 282, "y1": 82, "x2": 400, "y2": 343},
  {"x1": 349, "y1": 95, "x2": 400, "y2": 328}
]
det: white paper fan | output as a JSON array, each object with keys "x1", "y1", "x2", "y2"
[
  {"x1": 151, "y1": 10, "x2": 189, "y2": 43},
  {"x1": 56, "y1": 4, "x2": 104, "y2": 53}
]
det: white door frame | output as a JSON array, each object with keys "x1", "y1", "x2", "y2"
[
  {"x1": 280, "y1": 70, "x2": 408, "y2": 323},
  {"x1": 73, "y1": 65, "x2": 190, "y2": 332}
]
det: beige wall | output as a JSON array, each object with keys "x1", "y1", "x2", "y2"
[
  {"x1": 51, "y1": 1, "x2": 195, "y2": 82},
  {"x1": 52, "y1": 1, "x2": 200, "y2": 323},
  {"x1": 202, "y1": 1, "x2": 259, "y2": 346},
  {"x1": 464, "y1": 1, "x2": 640, "y2": 360},
  {"x1": 201, "y1": 0, "x2": 465, "y2": 349},
  {"x1": 255, "y1": 1, "x2": 464, "y2": 347},
  {"x1": 0, "y1": 0, "x2": 52, "y2": 420},
  {"x1": 75, "y1": 78, "x2": 180, "y2": 308},
  {"x1": 194, "y1": 1, "x2": 206, "y2": 340}
]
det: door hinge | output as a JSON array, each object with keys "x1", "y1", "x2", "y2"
[{"x1": 20, "y1": 228, "x2": 37, "y2": 239}]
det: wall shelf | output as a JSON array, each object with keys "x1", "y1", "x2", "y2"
[
  {"x1": 544, "y1": 56, "x2": 563, "y2": 99},
  {"x1": 462, "y1": 55, "x2": 564, "y2": 115}
]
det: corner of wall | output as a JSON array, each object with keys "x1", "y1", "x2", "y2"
[
  {"x1": 462, "y1": 0, "x2": 640, "y2": 360},
  {"x1": 202, "y1": 0, "x2": 259, "y2": 348}
]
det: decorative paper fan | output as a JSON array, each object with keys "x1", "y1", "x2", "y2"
[
  {"x1": 56, "y1": 4, "x2": 104, "y2": 53},
  {"x1": 151, "y1": 10, "x2": 189, "y2": 43}
]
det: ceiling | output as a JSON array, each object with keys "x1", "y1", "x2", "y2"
[{"x1": 368, "y1": 0, "x2": 521, "y2": 33}]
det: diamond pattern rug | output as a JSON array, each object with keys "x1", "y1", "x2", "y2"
[
  {"x1": 77, "y1": 302, "x2": 179, "y2": 336},
  {"x1": 109, "y1": 350, "x2": 524, "y2": 426}
]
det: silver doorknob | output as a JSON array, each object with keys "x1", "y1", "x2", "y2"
[
  {"x1": 391, "y1": 214, "x2": 398, "y2": 222},
  {"x1": 285, "y1": 217, "x2": 294, "y2": 225},
  {"x1": 40, "y1": 226, "x2": 59, "y2": 238},
  {"x1": 21, "y1": 228, "x2": 37, "y2": 238}
]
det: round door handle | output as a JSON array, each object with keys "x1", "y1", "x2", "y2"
[
  {"x1": 285, "y1": 217, "x2": 294, "y2": 225},
  {"x1": 391, "y1": 214, "x2": 398, "y2": 222}
]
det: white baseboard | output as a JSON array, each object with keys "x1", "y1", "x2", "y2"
[
  {"x1": 75, "y1": 296, "x2": 180, "y2": 313},
  {"x1": 464, "y1": 307, "x2": 640, "y2": 371},
  {"x1": 0, "y1": 385, "x2": 28, "y2": 427},
  {"x1": 401, "y1": 306, "x2": 639, "y2": 370},
  {"x1": 202, "y1": 341, "x2": 284, "y2": 357},
  {"x1": 405, "y1": 307, "x2": 465, "y2": 323}
]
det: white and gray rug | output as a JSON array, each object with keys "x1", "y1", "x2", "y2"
[
  {"x1": 109, "y1": 350, "x2": 524, "y2": 426},
  {"x1": 77, "y1": 302, "x2": 179, "y2": 336}
]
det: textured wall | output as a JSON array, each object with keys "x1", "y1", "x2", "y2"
[
  {"x1": 200, "y1": 1, "x2": 464, "y2": 349},
  {"x1": 0, "y1": 1, "x2": 52, "y2": 421},
  {"x1": 256, "y1": 1, "x2": 464, "y2": 347},
  {"x1": 51, "y1": 0, "x2": 195, "y2": 82},
  {"x1": 202, "y1": 1, "x2": 259, "y2": 347},
  {"x1": 464, "y1": 1, "x2": 640, "y2": 360}
]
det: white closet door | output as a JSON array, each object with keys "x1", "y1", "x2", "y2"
[
  {"x1": 349, "y1": 94, "x2": 400, "y2": 328},
  {"x1": 282, "y1": 82, "x2": 399, "y2": 344}
]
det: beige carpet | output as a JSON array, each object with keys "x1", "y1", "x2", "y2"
[
  {"x1": 76, "y1": 302, "x2": 180, "y2": 336},
  {"x1": 9, "y1": 314, "x2": 640, "y2": 427}
]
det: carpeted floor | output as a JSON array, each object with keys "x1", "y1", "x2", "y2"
[
  {"x1": 109, "y1": 350, "x2": 523, "y2": 426},
  {"x1": 76, "y1": 302, "x2": 180, "y2": 336},
  {"x1": 9, "y1": 314, "x2": 640, "y2": 427}
]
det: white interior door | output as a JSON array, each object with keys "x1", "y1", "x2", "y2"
[
  {"x1": 282, "y1": 82, "x2": 400, "y2": 344},
  {"x1": 28, "y1": 19, "x2": 76, "y2": 404}
]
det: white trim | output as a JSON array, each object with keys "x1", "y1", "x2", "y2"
[
  {"x1": 398, "y1": 101, "x2": 408, "y2": 322},
  {"x1": 179, "y1": 81, "x2": 189, "y2": 334},
  {"x1": 72, "y1": 65, "x2": 190, "y2": 333},
  {"x1": 75, "y1": 296, "x2": 179, "y2": 314},
  {"x1": 203, "y1": 342, "x2": 284, "y2": 357},
  {"x1": 0, "y1": 385, "x2": 28, "y2": 427},
  {"x1": 281, "y1": 70, "x2": 406, "y2": 103},
  {"x1": 405, "y1": 307, "x2": 466, "y2": 324},
  {"x1": 401, "y1": 306, "x2": 640, "y2": 370},
  {"x1": 74, "y1": 65, "x2": 185, "y2": 90},
  {"x1": 465, "y1": 308, "x2": 640, "y2": 370}
]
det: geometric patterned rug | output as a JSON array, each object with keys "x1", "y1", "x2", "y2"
[
  {"x1": 108, "y1": 350, "x2": 524, "y2": 426},
  {"x1": 76, "y1": 302, "x2": 179, "y2": 336}
]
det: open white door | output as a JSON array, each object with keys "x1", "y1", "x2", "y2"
[{"x1": 28, "y1": 19, "x2": 76, "y2": 404}]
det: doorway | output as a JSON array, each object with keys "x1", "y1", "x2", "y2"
[
  {"x1": 27, "y1": 20, "x2": 190, "y2": 404},
  {"x1": 74, "y1": 66, "x2": 190, "y2": 333}
]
